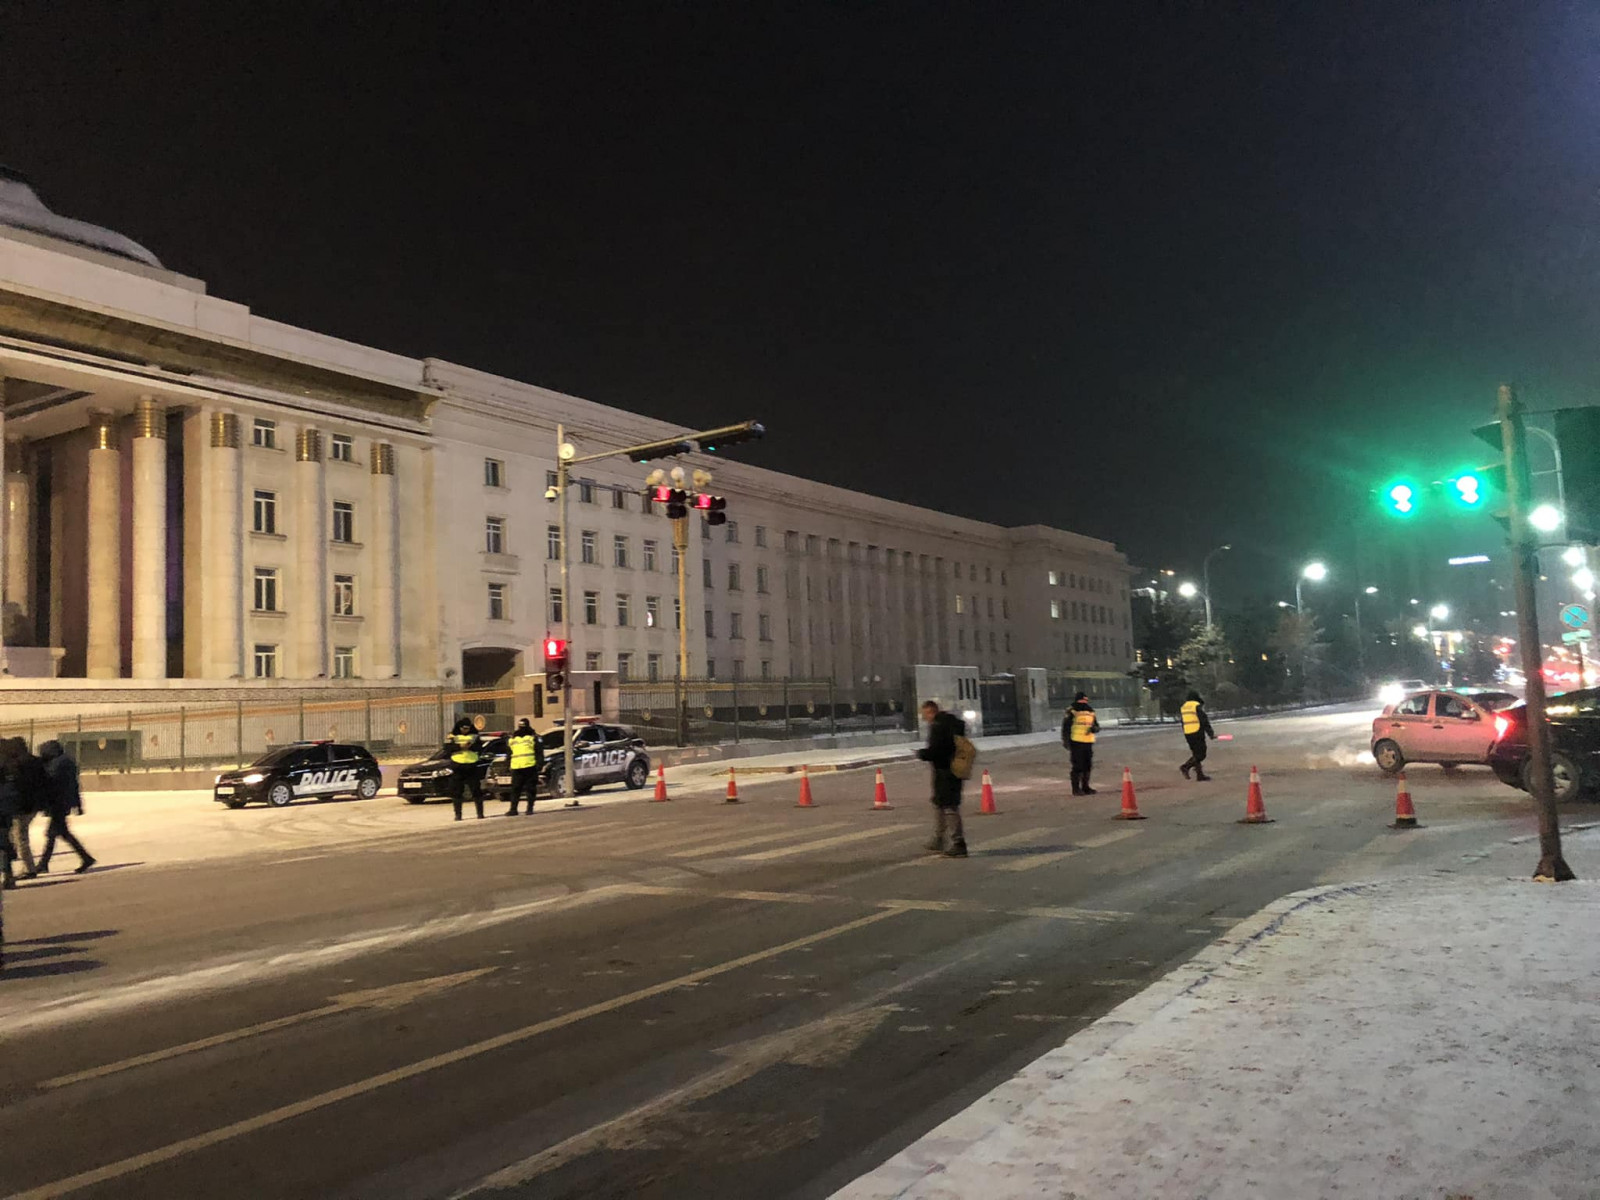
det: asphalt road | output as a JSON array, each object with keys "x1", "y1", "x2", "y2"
[{"x1": 0, "y1": 705, "x2": 1593, "y2": 1200}]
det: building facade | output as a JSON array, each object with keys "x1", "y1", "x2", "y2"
[{"x1": 0, "y1": 198, "x2": 1134, "y2": 701}]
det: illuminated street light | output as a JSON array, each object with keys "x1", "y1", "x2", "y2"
[
  {"x1": 1529, "y1": 504, "x2": 1563, "y2": 533},
  {"x1": 1365, "y1": 585, "x2": 1379, "y2": 595},
  {"x1": 1411, "y1": 624, "x2": 1429, "y2": 639},
  {"x1": 1430, "y1": 604, "x2": 1450, "y2": 622},
  {"x1": 1295, "y1": 561, "x2": 1328, "y2": 612},
  {"x1": 1562, "y1": 546, "x2": 1586, "y2": 568},
  {"x1": 1177, "y1": 581, "x2": 1198, "y2": 599},
  {"x1": 1574, "y1": 567, "x2": 1597, "y2": 593}
]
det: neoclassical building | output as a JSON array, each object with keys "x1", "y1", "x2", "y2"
[{"x1": 0, "y1": 173, "x2": 1134, "y2": 699}]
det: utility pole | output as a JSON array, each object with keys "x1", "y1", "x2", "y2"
[
  {"x1": 674, "y1": 513, "x2": 690, "y2": 745},
  {"x1": 556, "y1": 423, "x2": 576, "y2": 805},
  {"x1": 1494, "y1": 384, "x2": 1574, "y2": 882}
]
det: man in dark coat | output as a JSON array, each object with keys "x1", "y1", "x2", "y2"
[
  {"x1": 10, "y1": 738, "x2": 45, "y2": 879},
  {"x1": 917, "y1": 700, "x2": 968, "y2": 858},
  {"x1": 36, "y1": 740, "x2": 94, "y2": 874},
  {"x1": 0, "y1": 740, "x2": 19, "y2": 889}
]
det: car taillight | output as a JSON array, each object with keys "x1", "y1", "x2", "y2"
[{"x1": 1494, "y1": 715, "x2": 1510, "y2": 740}]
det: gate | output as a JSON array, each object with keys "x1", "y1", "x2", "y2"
[{"x1": 978, "y1": 675, "x2": 1020, "y2": 736}]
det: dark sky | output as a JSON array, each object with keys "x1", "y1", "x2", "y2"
[{"x1": 5, "y1": 1, "x2": 1599, "y2": 599}]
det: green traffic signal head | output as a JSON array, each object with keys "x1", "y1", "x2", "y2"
[
  {"x1": 1383, "y1": 480, "x2": 1418, "y2": 516},
  {"x1": 1451, "y1": 472, "x2": 1482, "y2": 506}
]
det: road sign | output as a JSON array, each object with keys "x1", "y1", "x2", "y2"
[
  {"x1": 1562, "y1": 630, "x2": 1592, "y2": 644},
  {"x1": 1560, "y1": 603, "x2": 1590, "y2": 629}
]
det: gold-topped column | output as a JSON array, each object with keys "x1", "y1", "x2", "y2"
[
  {"x1": 208, "y1": 411, "x2": 243, "y2": 678},
  {"x1": 4, "y1": 438, "x2": 31, "y2": 642},
  {"x1": 85, "y1": 410, "x2": 122, "y2": 677},
  {"x1": 131, "y1": 397, "x2": 167, "y2": 678}
]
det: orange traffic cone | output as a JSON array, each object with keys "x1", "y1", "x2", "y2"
[
  {"x1": 726, "y1": 768, "x2": 741, "y2": 804},
  {"x1": 871, "y1": 768, "x2": 893, "y2": 810},
  {"x1": 1115, "y1": 767, "x2": 1145, "y2": 820},
  {"x1": 1390, "y1": 771, "x2": 1420, "y2": 829},
  {"x1": 652, "y1": 764, "x2": 670, "y2": 802},
  {"x1": 1239, "y1": 765, "x2": 1272, "y2": 824},
  {"x1": 796, "y1": 765, "x2": 816, "y2": 808},
  {"x1": 978, "y1": 769, "x2": 998, "y2": 815}
]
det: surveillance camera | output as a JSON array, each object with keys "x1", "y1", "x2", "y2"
[{"x1": 544, "y1": 486, "x2": 558, "y2": 501}]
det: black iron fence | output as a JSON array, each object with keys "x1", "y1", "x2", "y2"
[{"x1": 617, "y1": 678, "x2": 908, "y2": 746}]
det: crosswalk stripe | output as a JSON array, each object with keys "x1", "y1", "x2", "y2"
[
  {"x1": 996, "y1": 825, "x2": 1145, "y2": 872},
  {"x1": 731, "y1": 826, "x2": 903, "y2": 861},
  {"x1": 669, "y1": 822, "x2": 855, "y2": 859}
]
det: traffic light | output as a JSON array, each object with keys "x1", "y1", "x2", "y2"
[
  {"x1": 1382, "y1": 479, "x2": 1418, "y2": 517},
  {"x1": 626, "y1": 437, "x2": 693, "y2": 463},
  {"x1": 694, "y1": 493, "x2": 728, "y2": 526},
  {"x1": 1449, "y1": 472, "x2": 1483, "y2": 507},
  {"x1": 542, "y1": 637, "x2": 568, "y2": 692},
  {"x1": 695, "y1": 421, "x2": 766, "y2": 454},
  {"x1": 645, "y1": 485, "x2": 688, "y2": 519}
]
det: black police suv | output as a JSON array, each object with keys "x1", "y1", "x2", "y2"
[
  {"x1": 1486, "y1": 687, "x2": 1600, "y2": 804},
  {"x1": 484, "y1": 724, "x2": 651, "y2": 799},
  {"x1": 395, "y1": 734, "x2": 509, "y2": 804},
  {"x1": 214, "y1": 741, "x2": 383, "y2": 808}
]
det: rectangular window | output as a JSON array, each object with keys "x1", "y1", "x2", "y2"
[
  {"x1": 252, "y1": 489, "x2": 277, "y2": 535},
  {"x1": 958, "y1": 628, "x2": 966, "y2": 650},
  {"x1": 706, "y1": 658, "x2": 716, "y2": 680},
  {"x1": 484, "y1": 458, "x2": 504, "y2": 488},
  {"x1": 671, "y1": 547, "x2": 682, "y2": 576},
  {"x1": 331, "y1": 501, "x2": 354, "y2": 544},
  {"x1": 613, "y1": 535, "x2": 629, "y2": 568},
  {"x1": 549, "y1": 586, "x2": 564, "y2": 623},
  {"x1": 329, "y1": 434, "x2": 354, "y2": 463},
  {"x1": 584, "y1": 591, "x2": 599, "y2": 625},
  {"x1": 578, "y1": 480, "x2": 595, "y2": 504},
  {"x1": 332, "y1": 573, "x2": 355, "y2": 617},
  {"x1": 1050, "y1": 599, "x2": 1063, "y2": 619},
  {"x1": 332, "y1": 645, "x2": 356, "y2": 678},
  {"x1": 730, "y1": 612, "x2": 744, "y2": 640},
  {"x1": 705, "y1": 609, "x2": 716, "y2": 638},
  {"x1": 253, "y1": 643, "x2": 278, "y2": 678},
  {"x1": 726, "y1": 520, "x2": 740, "y2": 544},
  {"x1": 252, "y1": 418, "x2": 277, "y2": 449},
  {"x1": 585, "y1": 651, "x2": 602, "y2": 671},
  {"x1": 732, "y1": 659, "x2": 745, "y2": 680},
  {"x1": 612, "y1": 488, "x2": 628, "y2": 511},
  {"x1": 645, "y1": 595, "x2": 660, "y2": 628},
  {"x1": 643, "y1": 539, "x2": 659, "y2": 571},
  {"x1": 253, "y1": 567, "x2": 279, "y2": 612},
  {"x1": 647, "y1": 652, "x2": 662, "y2": 682},
  {"x1": 1002, "y1": 598, "x2": 1010, "y2": 619},
  {"x1": 581, "y1": 530, "x2": 597, "y2": 564},
  {"x1": 985, "y1": 566, "x2": 992, "y2": 583},
  {"x1": 986, "y1": 596, "x2": 994, "y2": 618},
  {"x1": 616, "y1": 593, "x2": 631, "y2": 626},
  {"x1": 703, "y1": 559, "x2": 713, "y2": 588},
  {"x1": 755, "y1": 565, "x2": 769, "y2": 594},
  {"x1": 955, "y1": 594, "x2": 965, "y2": 614},
  {"x1": 758, "y1": 613, "x2": 772, "y2": 641},
  {"x1": 485, "y1": 516, "x2": 505, "y2": 555},
  {"x1": 488, "y1": 581, "x2": 507, "y2": 621},
  {"x1": 547, "y1": 525, "x2": 561, "y2": 560},
  {"x1": 760, "y1": 659, "x2": 772, "y2": 679},
  {"x1": 1005, "y1": 632, "x2": 1012, "y2": 652},
  {"x1": 1048, "y1": 570, "x2": 1060, "y2": 586},
  {"x1": 989, "y1": 632, "x2": 997, "y2": 651},
  {"x1": 728, "y1": 563, "x2": 741, "y2": 591},
  {"x1": 616, "y1": 651, "x2": 632, "y2": 681}
]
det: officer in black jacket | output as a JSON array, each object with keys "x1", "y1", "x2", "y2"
[
  {"x1": 1062, "y1": 693, "x2": 1101, "y2": 796},
  {"x1": 447, "y1": 718, "x2": 485, "y2": 820}
]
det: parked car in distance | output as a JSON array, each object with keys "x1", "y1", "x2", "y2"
[
  {"x1": 1487, "y1": 687, "x2": 1600, "y2": 804},
  {"x1": 396, "y1": 734, "x2": 509, "y2": 803},
  {"x1": 1370, "y1": 689, "x2": 1521, "y2": 774},
  {"x1": 214, "y1": 741, "x2": 382, "y2": 808},
  {"x1": 1377, "y1": 679, "x2": 1431, "y2": 707}
]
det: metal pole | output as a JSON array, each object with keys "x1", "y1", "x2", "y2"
[
  {"x1": 828, "y1": 678, "x2": 837, "y2": 736},
  {"x1": 1497, "y1": 384, "x2": 1573, "y2": 881},
  {"x1": 783, "y1": 678, "x2": 791, "y2": 739},
  {"x1": 365, "y1": 698, "x2": 373, "y2": 746},
  {"x1": 673, "y1": 516, "x2": 690, "y2": 678},
  {"x1": 732, "y1": 677, "x2": 740, "y2": 744},
  {"x1": 298, "y1": 695, "x2": 306, "y2": 742},
  {"x1": 179, "y1": 706, "x2": 186, "y2": 773},
  {"x1": 1295, "y1": 578, "x2": 1304, "y2": 613},
  {"x1": 674, "y1": 673, "x2": 685, "y2": 748},
  {"x1": 1353, "y1": 595, "x2": 1365, "y2": 682},
  {"x1": 236, "y1": 700, "x2": 243, "y2": 767},
  {"x1": 558, "y1": 423, "x2": 576, "y2": 803}
]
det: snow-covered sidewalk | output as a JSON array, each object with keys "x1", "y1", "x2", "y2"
[{"x1": 836, "y1": 872, "x2": 1600, "y2": 1200}]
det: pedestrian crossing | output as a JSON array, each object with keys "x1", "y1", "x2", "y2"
[{"x1": 996, "y1": 825, "x2": 1146, "y2": 873}]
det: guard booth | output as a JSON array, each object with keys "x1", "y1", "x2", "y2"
[{"x1": 511, "y1": 670, "x2": 620, "y2": 734}]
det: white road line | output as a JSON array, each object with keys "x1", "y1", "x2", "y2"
[
  {"x1": 2, "y1": 909, "x2": 906, "y2": 1200},
  {"x1": 731, "y1": 826, "x2": 903, "y2": 862},
  {"x1": 669, "y1": 822, "x2": 855, "y2": 859},
  {"x1": 997, "y1": 825, "x2": 1146, "y2": 873}
]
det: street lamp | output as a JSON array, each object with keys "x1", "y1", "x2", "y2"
[
  {"x1": 1430, "y1": 603, "x2": 1450, "y2": 622},
  {"x1": 1177, "y1": 580, "x2": 1199, "y2": 599},
  {"x1": 1529, "y1": 504, "x2": 1563, "y2": 533},
  {"x1": 1295, "y1": 561, "x2": 1328, "y2": 612},
  {"x1": 1201, "y1": 543, "x2": 1231, "y2": 630},
  {"x1": 1353, "y1": 586, "x2": 1378, "y2": 680},
  {"x1": 1562, "y1": 546, "x2": 1586, "y2": 568}
]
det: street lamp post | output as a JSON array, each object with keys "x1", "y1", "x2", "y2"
[
  {"x1": 1201, "y1": 543, "x2": 1231, "y2": 630},
  {"x1": 1295, "y1": 561, "x2": 1328, "y2": 613},
  {"x1": 1354, "y1": 585, "x2": 1377, "y2": 680}
]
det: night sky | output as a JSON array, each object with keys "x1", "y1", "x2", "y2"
[{"x1": 6, "y1": 1, "x2": 1599, "y2": 603}]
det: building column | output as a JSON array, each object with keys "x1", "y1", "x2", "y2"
[
  {"x1": 369, "y1": 442, "x2": 400, "y2": 678},
  {"x1": 131, "y1": 397, "x2": 167, "y2": 678},
  {"x1": 295, "y1": 428, "x2": 327, "y2": 677},
  {"x1": 3, "y1": 438, "x2": 28, "y2": 647},
  {"x1": 208, "y1": 411, "x2": 243, "y2": 678},
  {"x1": 85, "y1": 410, "x2": 122, "y2": 678}
]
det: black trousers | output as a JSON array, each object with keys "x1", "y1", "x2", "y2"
[
  {"x1": 1069, "y1": 742, "x2": 1094, "y2": 793},
  {"x1": 39, "y1": 811, "x2": 91, "y2": 868},
  {"x1": 451, "y1": 765, "x2": 484, "y2": 818},
  {"x1": 1181, "y1": 732, "x2": 1209, "y2": 774},
  {"x1": 507, "y1": 767, "x2": 540, "y2": 813}
]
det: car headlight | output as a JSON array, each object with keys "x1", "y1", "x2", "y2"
[
  {"x1": 431, "y1": 768, "x2": 453, "y2": 779},
  {"x1": 214, "y1": 774, "x2": 222, "y2": 785},
  {"x1": 241, "y1": 773, "x2": 266, "y2": 784}
]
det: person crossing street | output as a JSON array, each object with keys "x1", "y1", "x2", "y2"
[
  {"x1": 504, "y1": 719, "x2": 543, "y2": 815},
  {"x1": 918, "y1": 700, "x2": 970, "y2": 858},
  {"x1": 36, "y1": 741, "x2": 93, "y2": 875},
  {"x1": 1178, "y1": 690, "x2": 1217, "y2": 781},
  {"x1": 1062, "y1": 692, "x2": 1100, "y2": 795},
  {"x1": 447, "y1": 718, "x2": 485, "y2": 820}
]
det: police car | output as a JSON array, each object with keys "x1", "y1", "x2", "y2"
[
  {"x1": 396, "y1": 734, "x2": 510, "y2": 804},
  {"x1": 214, "y1": 741, "x2": 383, "y2": 808},
  {"x1": 485, "y1": 724, "x2": 651, "y2": 798}
]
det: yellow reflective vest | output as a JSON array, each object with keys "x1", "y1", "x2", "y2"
[
  {"x1": 450, "y1": 733, "x2": 480, "y2": 766},
  {"x1": 508, "y1": 733, "x2": 540, "y2": 770},
  {"x1": 1069, "y1": 709, "x2": 1098, "y2": 743},
  {"x1": 1181, "y1": 701, "x2": 1202, "y2": 735}
]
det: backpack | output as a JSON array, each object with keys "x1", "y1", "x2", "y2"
[{"x1": 950, "y1": 734, "x2": 978, "y2": 781}]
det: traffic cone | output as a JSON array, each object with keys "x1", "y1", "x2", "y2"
[
  {"x1": 1115, "y1": 767, "x2": 1145, "y2": 820},
  {"x1": 652, "y1": 764, "x2": 670, "y2": 803},
  {"x1": 1239, "y1": 765, "x2": 1272, "y2": 824},
  {"x1": 1390, "y1": 771, "x2": 1420, "y2": 829},
  {"x1": 978, "y1": 769, "x2": 997, "y2": 815},
  {"x1": 796, "y1": 765, "x2": 816, "y2": 808},
  {"x1": 870, "y1": 768, "x2": 893, "y2": 810},
  {"x1": 725, "y1": 768, "x2": 740, "y2": 804}
]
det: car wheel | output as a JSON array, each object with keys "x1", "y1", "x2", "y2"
[
  {"x1": 545, "y1": 771, "x2": 567, "y2": 799},
  {"x1": 1523, "y1": 752, "x2": 1583, "y2": 804},
  {"x1": 1373, "y1": 740, "x2": 1405, "y2": 774},
  {"x1": 1440, "y1": 762, "x2": 1460, "y2": 773},
  {"x1": 626, "y1": 760, "x2": 649, "y2": 790},
  {"x1": 357, "y1": 776, "x2": 380, "y2": 800},
  {"x1": 267, "y1": 782, "x2": 294, "y2": 808},
  {"x1": 223, "y1": 798, "x2": 246, "y2": 810},
  {"x1": 404, "y1": 795, "x2": 426, "y2": 805}
]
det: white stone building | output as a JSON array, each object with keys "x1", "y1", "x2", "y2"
[{"x1": 0, "y1": 178, "x2": 1135, "y2": 703}]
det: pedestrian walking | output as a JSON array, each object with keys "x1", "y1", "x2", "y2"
[
  {"x1": 1178, "y1": 690, "x2": 1217, "y2": 781},
  {"x1": 36, "y1": 741, "x2": 94, "y2": 875},
  {"x1": 917, "y1": 700, "x2": 970, "y2": 858},
  {"x1": 504, "y1": 719, "x2": 543, "y2": 815},
  {"x1": 0, "y1": 740, "x2": 20, "y2": 890},
  {"x1": 3, "y1": 738, "x2": 41, "y2": 879},
  {"x1": 1063, "y1": 692, "x2": 1100, "y2": 795},
  {"x1": 447, "y1": 718, "x2": 485, "y2": 820}
]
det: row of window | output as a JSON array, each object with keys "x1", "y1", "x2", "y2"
[
  {"x1": 1046, "y1": 569, "x2": 1117, "y2": 595},
  {"x1": 251, "y1": 643, "x2": 358, "y2": 679},
  {"x1": 1064, "y1": 634, "x2": 1129, "y2": 658},
  {"x1": 956, "y1": 629, "x2": 1013, "y2": 654},
  {"x1": 252, "y1": 492, "x2": 356, "y2": 543},
  {"x1": 249, "y1": 420, "x2": 357, "y2": 462},
  {"x1": 1048, "y1": 600, "x2": 1116, "y2": 624},
  {"x1": 251, "y1": 569, "x2": 359, "y2": 616},
  {"x1": 954, "y1": 594, "x2": 1010, "y2": 619},
  {"x1": 703, "y1": 610, "x2": 773, "y2": 641}
]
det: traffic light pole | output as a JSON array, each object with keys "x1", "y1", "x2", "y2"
[
  {"x1": 674, "y1": 514, "x2": 690, "y2": 746},
  {"x1": 557, "y1": 423, "x2": 577, "y2": 805},
  {"x1": 1495, "y1": 384, "x2": 1574, "y2": 882}
]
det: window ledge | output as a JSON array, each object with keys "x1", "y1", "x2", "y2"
[
  {"x1": 250, "y1": 531, "x2": 287, "y2": 541},
  {"x1": 482, "y1": 552, "x2": 521, "y2": 575},
  {"x1": 330, "y1": 540, "x2": 364, "y2": 551},
  {"x1": 331, "y1": 614, "x2": 364, "y2": 623},
  {"x1": 251, "y1": 609, "x2": 288, "y2": 618}
]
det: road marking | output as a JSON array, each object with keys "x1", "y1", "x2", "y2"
[
  {"x1": 2, "y1": 909, "x2": 906, "y2": 1200},
  {"x1": 1015, "y1": 906, "x2": 1136, "y2": 922},
  {"x1": 732, "y1": 826, "x2": 903, "y2": 861},
  {"x1": 38, "y1": 970, "x2": 495, "y2": 1091},
  {"x1": 893, "y1": 825, "x2": 1059, "y2": 869},
  {"x1": 997, "y1": 826, "x2": 1145, "y2": 873},
  {"x1": 668, "y1": 822, "x2": 854, "y2": 859}
]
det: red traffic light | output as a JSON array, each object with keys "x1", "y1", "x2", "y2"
[{"x1": 543, "y1": 638, "x2": 564, "y2": 659}]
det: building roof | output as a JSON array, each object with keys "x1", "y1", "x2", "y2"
[{"x1": 0, "y1": 166, "x2": 162, "y2": 268}]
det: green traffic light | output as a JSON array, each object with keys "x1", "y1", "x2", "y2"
[
  {"x1": 1382, "y1": 480, "x2": 1417, "y2": 516},
  {"x1": 1451, "y1": 473, "x2": 1482, "y2": 506}
]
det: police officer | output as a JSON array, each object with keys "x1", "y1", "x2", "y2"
[
  {"x1": 1178, "y1": 690, "x2": 1217, "y2": 781},
  {"x1": 447, "y1": 717, "x2": 485, "y2": 820},
  {"x1": 1062, "y1": 692, "x2": 1100, "y2": 795},
  {"x1": 504, "y1": 719, "x2": 542, "y2": 815}
]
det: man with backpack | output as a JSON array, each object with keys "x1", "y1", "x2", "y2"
[{"x1": 918, "y1": 699, "x2": 972, "y2": 858}]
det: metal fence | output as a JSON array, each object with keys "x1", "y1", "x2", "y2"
[{"x1": 617, "y1": 678, "x2": 908, "y2": 746}]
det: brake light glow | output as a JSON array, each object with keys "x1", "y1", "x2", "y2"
[{"x1": 1494, "y1": 715, "x2": 1510, "y2": 740}]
